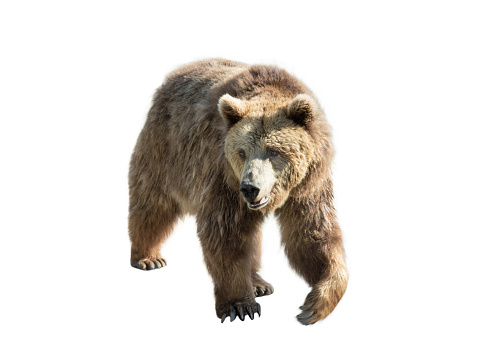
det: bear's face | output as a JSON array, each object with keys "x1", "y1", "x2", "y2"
[{"x1": 221, "y1": 94, "x2": 318, "y2": 212}]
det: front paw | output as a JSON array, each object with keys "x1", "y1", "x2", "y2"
[
  {"x1": 218, "y1": 301, "x2": 261, "y2": 323},
  {"x1": 297, "y1": 274, "x2": 348, "y2": 325},
  {"x1": 296, "y1": 286, "x2": 334, "y2": 325}
]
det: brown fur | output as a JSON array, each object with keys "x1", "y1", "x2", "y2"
[{"x1": 128, "y1": 58, "x2": 348, "y2": 324}]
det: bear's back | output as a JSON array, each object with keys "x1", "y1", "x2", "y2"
[{"x1": 161, "y1": 59, "x2": 248, "y2": 103}]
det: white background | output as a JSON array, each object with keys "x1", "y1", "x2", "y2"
[{"x1": 1, "y1": 1, "x2": 478, "y2": 359}]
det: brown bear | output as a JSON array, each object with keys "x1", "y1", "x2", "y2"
[{"x1": 128, "y1": 58, "x2": 348, "y2": 325}]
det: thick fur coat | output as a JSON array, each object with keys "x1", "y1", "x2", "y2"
[{"x1": 129, "y1": 59, "x2": 348, "y2": 324}]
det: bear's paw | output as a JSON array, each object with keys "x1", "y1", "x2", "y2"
[
  {"x1": 131, "y1": 258, "x2": 167, "y2": 271},
  {"x1": 252, "y1": 278, "x2": 274, "y2": 297},
  {"x1": 219, "y1": 301, "x2": 261, "y2": 323}
]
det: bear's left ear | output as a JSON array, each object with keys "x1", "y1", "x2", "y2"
[
  {"x1": 287, "y1": 94, "x2": 318, "y2": 126},
  {"x1": 218, "y1": 94, "x2": 249, "y2": 126}
]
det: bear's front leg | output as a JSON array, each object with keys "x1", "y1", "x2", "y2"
[
  {"x1": 276, "y1": 189, "x2": 348, "y2": 325},
  {"x1": 196, "y1": 205, "x2": 263, "y2": 322},
  {"x1": 251, "y1": 228, "x2": 274, "y2": 297}
]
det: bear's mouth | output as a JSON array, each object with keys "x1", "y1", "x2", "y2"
[{"x1": 247, "y1": 194, "x2": 270, "y2": 210}]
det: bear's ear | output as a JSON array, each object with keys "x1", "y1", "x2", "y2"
[
  {"x1": 287, "y1": 94, "x2": 318, "y2": 126},
  {"x1": 218, "y1": 94, "x2": 249, "y2": 126}
]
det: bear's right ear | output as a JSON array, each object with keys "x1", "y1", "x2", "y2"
[{"x1": 218, "y1": 94, "x2": 249, "y2": 126}]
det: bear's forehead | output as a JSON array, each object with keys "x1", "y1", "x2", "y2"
[{"x1": 231, "y1": 115, "x2": 312, "y2": 152}]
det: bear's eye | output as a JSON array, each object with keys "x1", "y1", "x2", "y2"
[
  {"x1": 238, "y1": 149, "x2": 246, "y2": 159},
  {"x1": 268, "y1": 149, "x2": 279, "y2": 157}
]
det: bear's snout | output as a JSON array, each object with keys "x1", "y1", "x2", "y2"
[
  {"x1": 240, "y1": 183, "x2": 260, "y2": 202},
  {"x1": 239, "y1": 181, "x2": 271, "y2": 210},
  {"x1": 240, "y1": 158, "x2": 276, "y2": 210}
]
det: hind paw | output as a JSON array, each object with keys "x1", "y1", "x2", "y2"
[
  {"x1": 252, "y1": 274, "x2": 274, "y2": 297},
  {"x1": 131, "y1": 257, "x2": 167, "y2": 270},
  {"x1": 253, "y1": 283, "x2": 274, "y2": 297}
]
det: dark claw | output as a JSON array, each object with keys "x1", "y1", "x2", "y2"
[
  {"x1": 221, "y1": 313, "x2": 227, "y2": 323},
  {"x1": 297, "y1": 310, "x2": 314, "y2": 319},
  {"x1": 297, "y1": 316, "x2": 308, "y2": 325},
  {"x1": 256, "y1": 303, "x2": 261, "y2": 317},
  {"x1": 133, "y1": 261, "x2": 146, "y2": 270},
  {"x1": 237, "y1": 306, "x2": 245, "y2": 321},
  {"x1": 256, "y1": 288, "x2": 264, "y2": 296},
  {"x1": 297, "y1": 310, "x2": 315, "y2": 325},
  {"x1": 246, "y1": 305, "x2": 254, "y2": 320},
  {"x1": 230, "y1": 307, "x2": 237, "y2": 322},
  {"x1": 297, "y1": 316, "x2": 314, "y2": 325}
]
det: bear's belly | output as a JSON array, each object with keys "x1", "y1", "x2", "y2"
[{"x1": 169, "y1": 188, "x2": 200, "y2": 215}]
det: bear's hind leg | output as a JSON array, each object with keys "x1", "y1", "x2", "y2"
[{"x1": 128, "y1": 192, "x2": 181, "y2": 270}]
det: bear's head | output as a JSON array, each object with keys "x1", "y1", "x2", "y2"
[{"x1": 220, "y1": 93, "x2": 332, "y2": 213}]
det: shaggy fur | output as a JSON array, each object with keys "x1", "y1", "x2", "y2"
[{"x1": 128, "y1": 58, "x2": 348, "y2": 324}]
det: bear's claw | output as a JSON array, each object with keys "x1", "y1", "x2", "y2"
[
  {"x1": 220, "y1": 302, "x2": 261, "y2": 323},
  {"x1": 254, "y1": 285, "x2": 274, "y2": 297},
  {"x1": 296, "y1": 304, "x2": 317, "y2": 325},
  {"x1": 132, "y1": 258, "x2": 167, "y2": 270},
  {"x1": 251, "y1": 274, "x2": 274, "y2": 298},
  {"x1": 297, "y1": 310, "x2": 315, "y2": 325}
]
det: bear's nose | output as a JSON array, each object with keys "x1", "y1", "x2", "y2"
[{"x1": 240, "y1": 183, "x2": 260, "y2": 202}]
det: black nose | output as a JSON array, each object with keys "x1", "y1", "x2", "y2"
[{"x1": 240, "y1": 183, "x2": 260, "y2": 202}]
